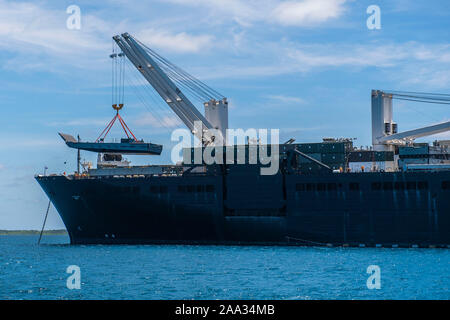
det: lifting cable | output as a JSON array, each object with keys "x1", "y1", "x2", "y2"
[
  {"x1": 96, "y1": 45, "x2": 137, "y2": 142},
  {"x1": 124, "y1": 60, "x2": 181, "y2": 131},
  {"x1": 384, "y1": 90, "x2": 450, "y2": 104},
  {"x1": 136, "y1": 39, "x2": 224, "y2": 101},
  {"x1": 383, "y1": 89, "x2": 450, "y2": 123}
]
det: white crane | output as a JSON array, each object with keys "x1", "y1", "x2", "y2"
[
  {"x1": 372, "y1": 90, "x2": 450, "y2": 151},
  {"x1": 113, "y1": 33, "x2": 228, "y2": 145}
]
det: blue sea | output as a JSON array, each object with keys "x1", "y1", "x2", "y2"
[{"x1": 0, "y1": 235, "x2": 448, "y2": 300}]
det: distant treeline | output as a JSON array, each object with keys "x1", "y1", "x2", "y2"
[{"x1": 0, "y1": 230, "x2": 67, "y2": 235}]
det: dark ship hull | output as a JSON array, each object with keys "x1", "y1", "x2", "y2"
[{"x1": 36, "y1": 167, "x2": 450, "y2": 247}]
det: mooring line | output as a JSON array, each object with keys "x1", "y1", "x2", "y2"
[{"x1": 38, "y1": 200, "x2": 51, "y2": 245}]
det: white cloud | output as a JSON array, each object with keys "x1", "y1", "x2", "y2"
[
  {"x1": 136, "y1": 29, "x2": 214, "y2": 53},
  {"x1": 282, "y1": 42, "x2": 434, "y2": 70},
  {"x1": 48, "y1": 118, "x2": 112, "y2": 127},
  {"x1": 399, "y1": 66, "x2": 450, "y2": 89},
  {"x1": 0, "y1": 0, "x2": 110, "y2": 73},
  {"x1": 163, "y1": 0, "x2": 264, "y2": 25},
  {"x1": 267, "y1": 95, "x2": 305, "y2": 104},
  {"x1": 1, "y1": 0, "x2": 450, "y2": 91},
  {"x1": 134, "y1": 114, "x2": 181, "y2": 128},
  {"x1": 0, "y1": 1, "x2": 107, "y2": 54},
  {"x1": 163, "y1": 0, "x2": 348, "y2": 27},
  {"x1": 195, "y1": 41, "x2": 450, "y2": 89},
  {"x1": 0, "y1": 0, "x2": 215, "y2": 71},
  {"x1": 271, "y1": 0, "x2": 347, "y2": 26}
]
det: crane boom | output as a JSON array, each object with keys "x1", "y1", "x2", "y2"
[
  {"x1": 372, "y1": 90, "x2": 450, "y2": 150},
  {"x1": 378, "y1": 121, "x2": 450, "y2": 143},
  {"x1": 113, "y1": 33, "x2": 220, "y2": 144}
]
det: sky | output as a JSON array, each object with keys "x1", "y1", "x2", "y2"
[{"x1": 0, "y1": 0, "x2": 449, "y2": 229}]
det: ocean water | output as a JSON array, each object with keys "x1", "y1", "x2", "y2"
[{"x1": 0, "y1": 235, "x2": 448, "y2": 300}]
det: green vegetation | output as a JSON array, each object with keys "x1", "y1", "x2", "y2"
[{"x1": 0, "y1": 230, "x2": 67, "y2": 236}]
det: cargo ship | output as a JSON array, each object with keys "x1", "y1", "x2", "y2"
[{"x1": 36, "y1": 33, "x2": 450, "y2": 247}]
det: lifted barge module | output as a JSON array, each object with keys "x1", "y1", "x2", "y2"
[{"x1": 59, "y1": 133, "x2": 163, "y2": 155}]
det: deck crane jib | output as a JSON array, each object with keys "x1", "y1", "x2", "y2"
[
  {"x1": 113, "y1": 33, "x2": 228, "y2": 146},
  {"x1": 372, "y1": 90, "x2": 450, "y2": 151}
]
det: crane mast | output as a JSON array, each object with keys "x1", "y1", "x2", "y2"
[
  {"x1": 372, "y1": 90, "x2": 450, "y2": 151},
  {"x1": 113, "y1": 33, "x2": 228, "y2": 145}
]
